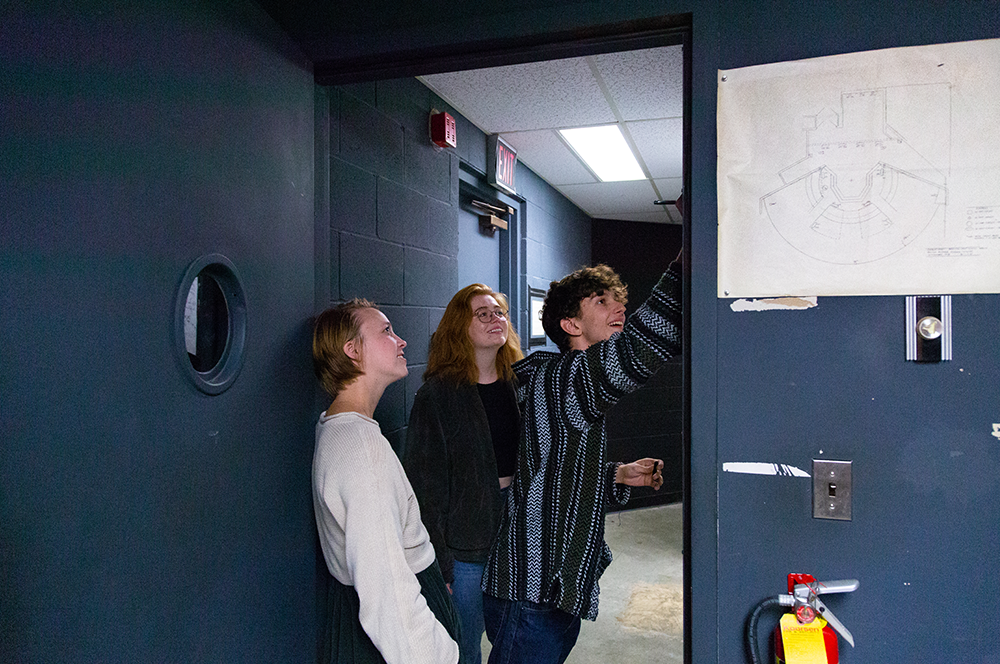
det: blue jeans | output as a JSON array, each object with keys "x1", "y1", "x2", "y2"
[
  {"x1": 452, "y1": 560, "x2": 486, "y2": 664},
  {"x1": 482, "y1": 594, "x2": 581, "y2": 664}
]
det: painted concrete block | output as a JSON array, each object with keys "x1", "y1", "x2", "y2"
[
  {"x1": 404, "y1": 248, "x2": 457, "y2": 307},
  {"x1": 331, "y1": 157, "x2": 376, "y2": 235},
  {"x1": 340, "y1": 92, "x2": 404, "y2": 181},
  {"x1": 379, "y1": 304, "x2": 431, "y2": 366},
  {"x1": 425, "y1": 196, "x2": 458, "y2": 257},
  {"x1": 378, "y1": 77, "x2": 433, "y2": 138},
  {"x1": 339, "y1": 233, "x2": 404, "y2": 305},
  {"x1": 405, "y1": 138, "x2": 450, "y2": 203},
  {"x1": 377, "y1": 177, "x2": 426, "y2": 245},
  {"x1": 329, "y1": 231, "x2": 339, "y2": 301}
]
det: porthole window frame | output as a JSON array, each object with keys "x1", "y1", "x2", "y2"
[{"x1": 174, "y1": 253, "x2": 247, "y2": 395}]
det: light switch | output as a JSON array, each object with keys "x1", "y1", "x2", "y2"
[{"x1": 813, "y1": 459, "x2": 852, "y2": 521}]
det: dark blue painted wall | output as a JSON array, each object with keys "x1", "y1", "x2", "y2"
[
  {"x1": 520, "y1": 167, "x2": 593, "y2": 305},
  {"x1": 714, "y1": 3, "x2": 1000, "y2": 662},
  {"x1": 272, "y1": 1, "x2": 1000, "y2": 662},
  {"x1": 1, "y1": 3, "x2": 318, "y2": 662},
  {"x1": 6, "y1": 1, "x2": 1000, "y2": 662},
  {"x1": 1, "y1": 5, "x2": 595, "y2": 656}
]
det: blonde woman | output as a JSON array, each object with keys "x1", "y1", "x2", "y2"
[
  {"x1": 312, "y1": 299, "x2": 460, "y2": 664},
  {"x1": 404, "y1": 285, "x2": 523, "y2": 664}
]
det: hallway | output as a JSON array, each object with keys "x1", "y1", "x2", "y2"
[{"x1": 482, "y1": 503, "x2": 684, "y2": 663}]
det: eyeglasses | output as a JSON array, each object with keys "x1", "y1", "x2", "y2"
[{"x1": 474, "y1": 308, "x2": 508, "y2": 323}]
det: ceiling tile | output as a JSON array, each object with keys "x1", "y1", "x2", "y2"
[
  {"x1": 557, "y1": 180, "x2": 658, "y2": 217},
  {"x1": 501, "y1": 130, "x2": 597, "y2": 186},
  {"x1": 626, "y1": 118, "x2": 683, "y2": 179},
  {"x1": 652, "y1": 177, "x2": 683, "y2": 201},
  {"x1": 590, "y1": 46, "x2": 684, "y2": 121},
  {"x1": 420, "y1": 57, "x2": 615, "y2": 133}
]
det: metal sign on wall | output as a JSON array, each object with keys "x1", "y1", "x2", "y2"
[{"x1": 487, "y1": 134, "x2": 517, "y2": 195}]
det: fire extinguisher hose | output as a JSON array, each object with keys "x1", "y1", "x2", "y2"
[{"x1": 745, "y1": 597, "x2": 783, "y2": 664}]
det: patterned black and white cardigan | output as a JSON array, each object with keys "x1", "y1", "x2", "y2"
[{"x1": 482, "y1": 264, "x2": 682, "y2": 621}]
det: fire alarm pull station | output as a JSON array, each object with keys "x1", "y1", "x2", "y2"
[{"x1": 430, "y1": 111, "x2": 456, "y2": 148}]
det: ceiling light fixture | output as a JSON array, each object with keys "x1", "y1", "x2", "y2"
[{"x1": 559, "y1": 125, "x2": 645, "y2": 182}]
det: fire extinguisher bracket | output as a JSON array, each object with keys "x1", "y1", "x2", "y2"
[{"x1": 746, "y1": 574, "x2": 859, "y2": 664}]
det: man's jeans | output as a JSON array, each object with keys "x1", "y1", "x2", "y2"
[
  {"x1": 452, "y1": 560, "x2": 487, "y2": 664},
  {"x1": 482, "y1": 594, "x2": 581, "y2": 664}
]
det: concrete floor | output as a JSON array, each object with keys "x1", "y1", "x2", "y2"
[{"x1": 481, "y1": 503, "x2": 684, "y2": 664}]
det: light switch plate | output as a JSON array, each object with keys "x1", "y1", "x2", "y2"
[{"x1": 813, "y1": 459, "x2": 852, "y2": 521}]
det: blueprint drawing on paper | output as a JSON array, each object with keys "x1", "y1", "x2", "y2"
[{"x1": 717, "y1": 38, "x2": 1000, "y2": 297}]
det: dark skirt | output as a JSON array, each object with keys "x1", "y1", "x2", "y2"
[{"x1": 321, "y1": 559, "x2": 462, "y2": 664}]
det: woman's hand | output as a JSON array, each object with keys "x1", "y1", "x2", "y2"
[{"x1": 615, "y1": 458, "x2": 664, "y2": 490}]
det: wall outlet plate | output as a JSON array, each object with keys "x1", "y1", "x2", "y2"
[{"x1": 813, "y1": 459, "x2": 852, "y2": 521}]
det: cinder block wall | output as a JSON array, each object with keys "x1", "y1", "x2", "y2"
[{"x1": 318, "y1": 76, "x2": 592, "y2": 453}]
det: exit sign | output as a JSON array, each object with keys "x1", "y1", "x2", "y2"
[{"x1": 487, "y1": 135, "x2": 517, "y2": 195}]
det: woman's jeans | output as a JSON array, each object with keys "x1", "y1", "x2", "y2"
[
  {"x1": 482, "y1": 593, "x2": 581, "y2": 664},
  {"x1": 452, "y1": 560, "x2": 487, "y2": 664}
]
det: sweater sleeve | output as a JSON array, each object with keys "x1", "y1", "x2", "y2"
[
  {"x1": 566, "y1": 263, "x2": 682, "y2": 429},
  {"x1": 403, "y1": 383, "x2": 455, "y2": 583},
  {"x1": 330, "y1": 425, "x2": 459, "y2": 664},
  {"x1": 605, "y1": 461, "x2": 631, "y2": 505}
]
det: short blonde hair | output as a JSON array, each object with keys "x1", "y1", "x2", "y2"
[{"x1": 312, "y1": 299, "x2": 374, "y2": 397}]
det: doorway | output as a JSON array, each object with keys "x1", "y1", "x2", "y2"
[{"x1": 316, "y1": 15, "x2": 693, "y2": 664}]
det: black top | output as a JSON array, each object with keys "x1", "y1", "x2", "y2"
[
  {"x1": 477, "y1": 380, "x2": 519, "y2": 477},
  {"x1": 405, "y1": 378, "x2": 515, "y2": 579}
]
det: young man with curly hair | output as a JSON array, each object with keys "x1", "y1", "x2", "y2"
[{"x1": 481, "y1": 254, "x2": 683, "y2": 664}]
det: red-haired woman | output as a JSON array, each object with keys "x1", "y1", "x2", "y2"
[
  {"x1": 312, "y1": 299, "x2": 460, "y2": 664},
  {"x1": 404, "y1": 285, "x2": 523, "y2": 664}
]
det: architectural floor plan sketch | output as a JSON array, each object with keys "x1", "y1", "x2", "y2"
[
  {"x1": 718, "y1": 38, "x2": 1000, "y2": 297},
  {"x1": 761, "y1": 86, "x2": 948, "y2": 265}
]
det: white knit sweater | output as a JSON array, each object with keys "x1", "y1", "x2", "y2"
[{"x1": 312, "y1": 411, "x2": 459, "y2": 664}]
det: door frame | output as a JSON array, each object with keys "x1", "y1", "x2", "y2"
[{"x1": 315, "y1": 15, "x2": 695, "y2": 662}]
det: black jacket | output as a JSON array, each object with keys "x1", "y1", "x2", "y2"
[{"x1": 403, "y1": 377, "x2": 515, "y2": 584}]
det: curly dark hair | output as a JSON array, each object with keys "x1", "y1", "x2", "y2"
[{"x1": 541, "y1": 264, "x2": 628, "y2": 352}]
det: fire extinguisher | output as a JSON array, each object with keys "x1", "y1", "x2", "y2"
[{"x1": 745, "y1": 574, "x2": 859, "y2": 664}]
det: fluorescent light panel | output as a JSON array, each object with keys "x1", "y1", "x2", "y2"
[{"x1": 559, "y1": 125, "x2": 644, "y2": 182}]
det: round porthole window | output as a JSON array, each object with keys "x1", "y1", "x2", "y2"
[{"x1": 174, "y1": 254, "x2": 247, "y2": 395}]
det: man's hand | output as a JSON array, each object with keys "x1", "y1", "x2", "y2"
[{"x1": 615, "y1": 458, "x2": 664, "y2": 490}]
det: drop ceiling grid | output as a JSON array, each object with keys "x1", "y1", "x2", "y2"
[
  {"x1": 590, "y1": 46, "x2": 684, "y2": 121},
  {"x1": 420, "y1": 57, "x2": 615, "y2": 133},
  {"x1": 559, "y1": 179, "x2": 659, "y2": 216},
  {"x1": 499, "y1": 129, "x2": 597, "y2": 186},
  {"x1": 417, "y1": 44, "x2": 683, "y2": 224},
  {"x1": 627, "y1": 118, "x2": 684, "y2": 178}
]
